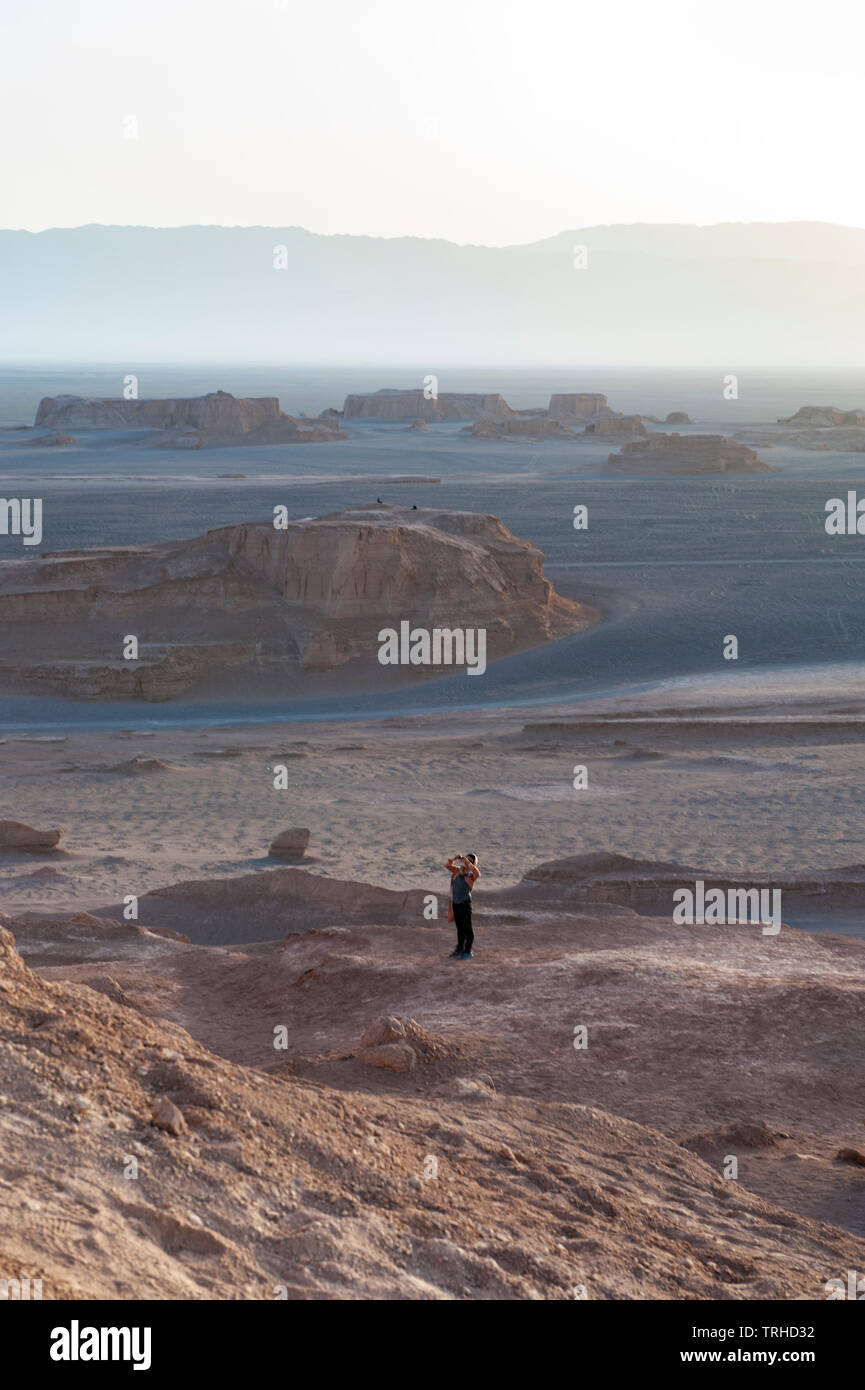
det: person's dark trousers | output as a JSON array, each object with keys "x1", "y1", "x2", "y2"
[{"x1": 453, "y1": 901, "x2": 473, "y2": 954}]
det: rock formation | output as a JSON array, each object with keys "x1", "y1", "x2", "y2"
[
  {"x1": 25, "y1": 431, "x2": 76, "y2": 446},
  {"x1": 779, "y1": 406, "x2": 865, "y2": 428},
  {"x1": 342, "y1": 389, "x2": 514, "y2": 421},
  {"x1": 95, "y1": 865, "x2": 434, "y2": 943},
  {"x1": 0, "y1": 820, "x2": 63, "y2": 852},
  {"x1": 33, "y1": 391, "x2": 346, "y2": 448},
  {"x1": 664, "y1": 411, "x2": 693, "y2": 425},
  {"x1": 584, "y1": 416, "x2": 648, "y2": 439},
  {"x1": 512, "y1": 849, "x2": 865, "y2": 917},
  {"x1": 736, "y1": 425, "x2": 865, "y2": 452},
  {"x1": 36, "y1": 390, "x2": 278, "y2": 431},
  {"x1": 607, "y1": 433, "x2": 773, "y2": 474},
  {"x1": 268, "y1": 828, "x2": 311, "y2": 859},
  {"x1": 465, "y1": 416, "x2": 576, "y2": 440},
  {"x1": 406, "y1": 417, "x2": 429, "y2": 431},
  {"x1": 547, "y1": 393, "x2": 612, "y2": 423},
  {"x1": 0, "y1": 505, "x2": 595, "y2": 700}
]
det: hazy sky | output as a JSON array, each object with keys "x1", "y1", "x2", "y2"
[{"x1": 3, "y1": 0, "x2": 863, "y2": 244}]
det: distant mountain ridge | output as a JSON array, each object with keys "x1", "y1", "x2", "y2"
[{"x1": 3, "y1": 221, "x2": 865, "y2": 365}]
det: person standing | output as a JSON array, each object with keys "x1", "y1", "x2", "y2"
[{"x1": 445, "y1": 853, "x2": 480, "y2": 958}]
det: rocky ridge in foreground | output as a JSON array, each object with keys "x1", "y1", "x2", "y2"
[{"x1": 2, "y1": 887, "x2": 864, "y2": 1300}]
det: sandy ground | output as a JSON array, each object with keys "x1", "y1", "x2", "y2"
[{"x1": 4, "y1": 683, "x2": 865, "y2": 918}]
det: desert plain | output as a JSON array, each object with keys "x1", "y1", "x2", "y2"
[{"x1": 2, "y1": 381, "x2": 865, "y2": 1301}]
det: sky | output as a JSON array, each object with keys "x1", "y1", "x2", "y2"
[{"x1": 2, "y1": 0, "x2": 864, "y2": 245}]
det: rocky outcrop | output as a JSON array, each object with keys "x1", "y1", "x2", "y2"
[
  {"x1": 0, "y1": 505, "x2": 593, "y2": 701},
  {"x1": 268, "y1": 828, "x2": 311, "y2": 858},
  {"x1": 35, "y1": 390, "x2": 280, "y2": 432},
  {"x1": 0, "y1": 820, "x2": 63, "y2": 852},
  {"x1": 95, "y1": 866, "x2": 433, "y2": 943},
  {"x1": 779, "y1": 405, "x2": 865, "y2": 428},
  {"x1": 681, "y1": 1121, "x2": 780, "y2": 1160},
  {"x1": 607, "y1": 432, "x2": 773, "y2": 475},
  {"x1": 736, "y1": 427, "x2": 865, "y2": 452},
  {"x1": 547, "y1": 393, "x2": 611, "y2": 423},
  {"x1": 33, "y1": 391, "x2": 346, "y2": 448},
  {"x1": 405, "y1": 417, "x2": 429, "y2": 431},
  {"x1": 4, "y1": 840, "x2": 864, "y2": 1300},
  {"x1": 465, "y1": 416, "x2": 576, "y2": 440},
  {"x1": 149, "y1": 1096, "x2": 187, "y2": 1136},
  {"x1": 584, "y1": 415, "x2": 647, "y2": 439},
  {"x1": 358, "y1": 1042, "x2": 416, "y2": 1072},
  {"x1": 25, "y1": 431, "x2": 76, "y2": 446},
  {"x1": 665, "y1": 411, "x2": 693, "y2": 425},
  {"x1": 7, "y1": 919, "x2": 862, "y2": 1300},
  {"x1": 342, "y1": 390, "x2": 514, "y2": 421},
  {"x1": 511, "y1": 850, "x2": 865, "y2": 916}
]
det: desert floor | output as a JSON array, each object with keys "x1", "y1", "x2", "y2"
[{"x1": 4, "y1": 677, "x2": 865, "y2": 925}]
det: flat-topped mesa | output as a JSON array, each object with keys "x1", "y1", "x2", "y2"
[
  {"x1": 547, "y1": 392, "x2": 613, "y2": 423},
  {"x1": 583, "y1": 415, "x2": 647, "y2": 439},
  {"x1": 33, "y1": 391, "x2": 345, "y2": 446},
  {"x1": 0, "y1": 505, "x2": 595, "y2": 701},
  {"x1": 342, "y1": 389, "x2": 514, "y2": 421},
  {"x1": 779, "y1": 405, "x2": 865, "y2": 427},
  {"x1": 607, "y1": 432, "x2": 774, "y2": 475},
  {"x1": 465, "y1": 416, "x2": 577, "y2": 439},
  {"x1": 35, "y1": 390, "x2": 280, "y2": 431}
]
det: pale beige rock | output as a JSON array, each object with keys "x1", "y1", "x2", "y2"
[
  {"x1": 436, "y1": 1077, "x2": 496, "y2": 1100},
  {"x1": 358, "y1": 1043, "x2": 417, "y2": 1072},
  {"x1": 149, "y1": 1097, "x2": 187, "y2": 1136},
  {"x1": 268, "y1": 828, "x2": 311, "y2": 858},
  {"x1": 360, "y1": 1016, "x2": 409, "y2": 1048},
  {"x1": 0, "y1": 820, "x2": 63, "y2": 852}
]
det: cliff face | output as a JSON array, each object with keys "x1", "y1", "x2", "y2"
[
  {"x1": 607, "y1": 433, "x2": 774, "y2": 475},
  {"x1": 0, "y1": 506, "x2": 594, "y2": 700},
  {"x1": 33, "y1": 391, "x2": 345, "y2": 447},
  {"x1": 547, "y1": 392, "x2": 611, "y2": 422},
  {"x1": 342, "y1": 390, "x2": 514, "y2": 421},
  {"x1": 35, "y1": 390, "x2": 280, "y2": 431}
]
